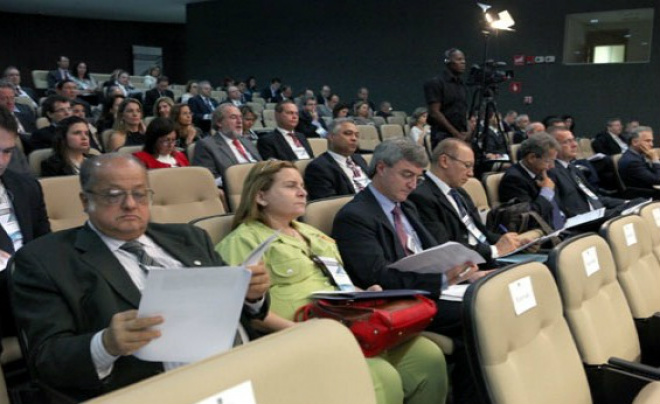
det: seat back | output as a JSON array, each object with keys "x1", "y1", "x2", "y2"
[
  {"x1": 117, "y1": 145, "x2": 143, "y2": 155},
  {"x1": 302, "y1": 195, "x2": 354, "y2": 235},
  {"x1": 386, "y1": 116, "x2": 406, "y2": 126},
  {"x1": 509, "y1": 143, "x2": 521, "y2": 163},
  {"x1": 577, "y1": 138, "x2": 594, "y2": 159},
  {"x1": 85, "y1": 320, "x2": 376, "y2": 404},
  {"x1": 600, "y1": 215, "x2": 660, "y2": 319},
  {"x1": 380, "y1": 124, "x2": 404, "y2": 140},
  {"x1": 224, "y1": 162, "x2": 258, "y2": 212},
  {"x1": 294, "y1": 159, "x2": 312, "y2": 176},
  {"x1": 307, "y1": 138, "x2": 328, "y2": 156},
  {"x1": 190, "y1": 214, "x2": 235, "y2": 246},
  {"x1": 361, "y1": 153, "x2": 373, "y2": 166},
  {"x1": 148, "y1": 167, "x2": 225, "y2": 224},
  {"x1": 35, "y1": 117, "x2": 50, "y2": 130},
  {"x1": 31, "y1": 70, "x2": 48, "y2": 90},
  {"x1": 463, "y1": 262, "x2": 591, "y2": 404},
  {"x1": 638, "y1": 202, "x2": 660, "y2": 262},
  {"x1": 547, "y1": 233, "x2": 641, "y2": 365},
  {"x1": 461, "y1": 178, "x2": 490, "y2": 217},
  {"x1": 483, "y1": 172, "x2": 504, "y2": 207},
  {"x1": 29, "y1": 148, "x2": 54, "y2": 177},
  {"x1": 39, "y1": 176, "x2": 87, "y2": 231},
  {"x1": 357, "y1": 125, "x2": 380, "y2": 151},
  {"x1": 610, "y1": 153, "x2": 627, "y2": 193}
]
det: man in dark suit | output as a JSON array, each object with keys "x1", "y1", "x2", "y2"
[
  {"x1": 219, "y1": 85, "x2": 244, "y2": 107},
  {"x1": 257, "y1": 100, "x2": 314, "y2": 161},
  {"x1": 143, "y1": 76, "x2": 175, "y2": 117},
  {"x1": 409, "y1": 138, "x2": 523, "y2": 267},
  {"x1": 548, "y1": 127, "x2": 630, "y2": 220},
  {"x1": 296, "y1": 96, "x2": 328, "y2": 139},
  {"x1": 332, "y1": 138, "x2": 479, "y2": 404},
  {"x1": 56, "y1": 79, "x2": 92, "y2": 117},
  {"x1": 618, "y1": 126, "x2": 660, "y2": 192},
  {"x1": 46, "y1": 56, "x2": 73, "y2": 90},
  {"x1": 260, "y1": 77, "x2": 281, "y2": 103},
  {"x1": 0, "y1": 81, "x2": 36, "y2": 134},
  {"x1": 592, "y1": 117, "x2": 628, "y2": 155},
  {"x1": 188, "y1": 80, "x2": 219, "y2": 134},
  {"x1": 499, "y1": 132, "x2": 564, "y2": 229},
  {"x1": 3, "y1": 66, "x2": 37, "y2": 106},
  {"x1": 29, "y1": 95, "x2": 73, "y2": 153},
  {"x1": 11, "y1": 153, "x2": 270, "y2": 401},
  {"x1": 192, "y1": 104, "x2": 261, "y2": 187},
  {"x1": 0, "y1": 106, "x2": 51, "y2": 353},
  {"x1": 304, "y1": 118, "x2": 368, "y2": 200}
]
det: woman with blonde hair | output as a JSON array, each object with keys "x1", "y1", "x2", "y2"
[
  {"x1": 217, "y1": 160, "x2": 448, "y2": 404},
  {"x1": 152, "y1": 96, "x2": 174, "y2": 118},
  {"x1": 107, "y1": 98, "x2": 146, "y2": 151}
]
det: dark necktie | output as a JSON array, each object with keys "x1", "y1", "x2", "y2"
[
  {"x1": 568, "y1": 164, "x2": 604, "y2": 209},
  {"x1": 346, "y1": 157, "x2": 365, "y2": 191},
  {"x1": 120, "y1": 240, "x2": 163, "y2": 273},
  {"x1": 535, "y1": 175, "x2": 566, "y2": 229},
  {"x1": 449, "y1": 188, "x2": 468, "y2": 217},
  {"x1": 232, "y1": 138, "x2": 250, "y2": 161},
  {"x1": 392, "y1": 204, "x2": 414, "y2": 256},
  {"x1": 205, "y1": 98, "x2": 213, "y2": 112},
  {"x1": 288, "y1": 132, "x2": 303, "y2": 147}
]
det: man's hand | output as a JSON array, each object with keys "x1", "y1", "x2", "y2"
[
  {"x1": 640, "y1": 142, "x2": 657, "y2": 161},
  {"x1": 466, "y1": 269, "x2": 494, "y2": 283},
  {"x1": 535, "y1": 170, "x2": 555, "y2": 189},
  {"x1": 245, "y1": 262, "x2": 270, "y2": 301},
  {"x1": 102, "y1": 310, "x2": 163, "y2": 356},
  {"x1": 446, "y1": 263, "x2": 479, "y2": 286},
  {"x1": 495, "y1": 232, "x2": 522, "y2": 256}
]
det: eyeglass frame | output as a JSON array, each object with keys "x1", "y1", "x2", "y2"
[
  {"x1": 84, "y1": 188, "x2": 155, "y2": 205},
  {"x1": 442, "y1": 153, "x2": 475, "y2": 170}
]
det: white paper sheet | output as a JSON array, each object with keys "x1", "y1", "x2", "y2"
[
  {"x1": 563, "y1": 207, "x2": 605, "y2": 229},
  {"x1": 135, "y1": 266, "x2": 251, "y2": 362},
  {"x1": 194, "y1": 381, "x2": 257, "y2": 404},
  {"x1": 242, "y1": 231, "x2": 279, "y2": 266},
  {"x1": 620, "y1": 199, "x2": 651, "y2": 216},
  {"x1": 508, "y1": 276, "x2": 537, "y2": 316},
  {"x1": 387, "y1": 241, "x2": 485, "y2": 274},
  {"x1": 439, "y1": 284, "x2": 470, "y2": 302}
]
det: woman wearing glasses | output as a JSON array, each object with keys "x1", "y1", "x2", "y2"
[
  {"x1": 217, "y1": 160, "x2": 448, "y2": 404},
  {"x1": 133, "y1": 117, "x2": 190, "y2": 169}
]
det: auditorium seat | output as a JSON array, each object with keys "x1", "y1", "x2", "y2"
[
  {"x1": 302, "y1": 195, "x2": 353, "y2": 236},
  {"x1": 600, "y1": 215, "x2": 660, "y2": 365},
  {"x1": 262, "y1": 109, "x2": 276, "y2": 127},
  {"x1": 264, "y1": 102, "x2": 277, "y2": 110},
  {"x1": 637, "y1": 202, "x2": 660, "y2": 262},
  {"x1": 245, "y1": 101, "x2": 263, "y2": 116},
  {"x1": 307, "y1": 138, "x2": 328, "y2": 156},
  {"x1": 190, "y1": 214, "x2": 235, "y2": 246},
  {"x1": 186, "y1": 143, "x2": 196, "y2": 162},
  {"x1": 578, "y1": 138, "x2": 594, "y2": 158},
  {"x1": 35, "y1": 117, "x2": 50, "y2": 130},
  {"x1": 372, "y1": 116, "x2": 386, "y2": 127},
  {"x1": 509, "y1": 143, "x2": 521, "y2": 163},
  {"x1": 294, "y1": 159, "x2": 311, "y2": 176},
  {"x1": 463, "y1": 261, "x2": 660, "y2": 404},
  {"x1": 117, "y1": 145, "x2": 143, "y2": 155},
  {"x1": 39, "y1": 175, "x2": 87, "y2": 231},
  {"x1": 461, "y1": 177, "x2": 490, "y2": 223},
  {"x1": 361, "y1": 153, "x2": 373, "y2": 165},
  {"x1": 357, "y1": 125, "x2": 380, "y2": 151},
  {"x1": 101, "y1": 129, "x2": 114, "y2": 152},
  {"x1": 148, "y1": 167, "x2": 226, "y2": 224},
  {"x1": 31, "y1": 70, "x2": 48, "y2": 90},
  {"x1": 85, "y1": 320, "x2": 377, "y2": 404},
  {"x1": 483, "y1": 172, "x2": 504, "y2": 207},
  {"x1": 386, "y1": 116, "x2": 406, "y2": 126},
  {"x1": 28, "y1": 148, "x2": 54, "y2": 177},
  {"x1": 380, "y1": 124, "x2": 404, "y2": 140},
  {"x1": 251, "y1": 96, "x2": 266, "y2": 106},
  {"x1": 423, "y1": 134, "x2": 433, "y2": 158},
  {"x1": 224, "y1": 162, "x2": 258, "y2": 212}
]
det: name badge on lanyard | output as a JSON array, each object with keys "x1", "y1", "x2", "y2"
[
  {"x1": 460, "y1": 214, "x2": 487, "y2": 244},
  {"x1": 406, "y1": 234, "x2": 423, "y2": 255},
  {"x1": 315, "y1": 256, "x2": 355, "y2": 291},
  {"x1": 293, "y1": 145, "x2": 310, "y2": 159},
  {"x1": 577, "y1": 181, "x2": 599, "y2": 201}
]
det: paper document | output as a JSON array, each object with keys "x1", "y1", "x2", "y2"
[
  {"x1": 497, "y1": 253, "x2": 547, "y2": 265},
  {"x1": 620, "y1": 199, "x2": 652, "y2": 216},
  {"x1": 135, "y1": 266, "x2": 251, "y2": 363},
  {"x1": 439, "y1": 284, "x2": 469, "y2": 302},
  {"x1": 499, "y1": 230, "x2": 561, "y2": 258},
  {"x1": 242, "y1": 231, "x2": 279, "y2": 266},
  {"x1": 587, "y1": 153, "x2": 606, "y2": 161},
  {"x1": 387, "y1": 241, "x2": 485, "y2": 274},
  {"x1": 310, "y1": 289, "x2": 430, "y2": 300},
  {"x1": 563, "y1": 207, "x2": 605, "y2": 229}
]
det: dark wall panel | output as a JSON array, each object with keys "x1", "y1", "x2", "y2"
[
  {"x1": 0, "y1": 12, "x2": 185, "y2": 87},
  {"x1": 186, "y1": 0, "x2": 659, "y2": 137}
]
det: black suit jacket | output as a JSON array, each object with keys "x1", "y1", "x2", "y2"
[
  {"x1": 409, "y1": 174, "x2": 499, "y2": 264},
  {"x1": 295, "y1": 111, "x2": 328, "y2": 139},
  {"x1": 499, "y1": 163, "x2": 555, "y2": 226},
  {"x1": 144, "y1": 88, "x2": 175, "y2": 116},
  {"x1": 47, "y1": 69, "x2": 71, "y2": 89},
  {"x1": 591, "y1": 131, "x2": 624, "y2": 156},
  {"x1": 11, "y1": 223, "x2": 268, "y2": 400},
  {"x1": 549, "y1": 161, "x2": 625, "y2": 218},
  {"x1": 618, "y1": 149, "x2": 660, "y2": 189},
  {"x1": 331, "y1": 187, "x2": 443, "y2": 297},
  {"x1": 188, "y1": 95, "x2": 219, "y2": 130},
  {"x1": 30, "y1": 124, "x2": 57, "y2": 152},
  {"x1": 304, "y1": 152, "x2": 368, "y2": 200},
  {"x1": 14, "y1": 104, "x2": 37, "y2": 134},
  {"x1": 257, "y1": 130, "x2": 314, "y2": 161}
]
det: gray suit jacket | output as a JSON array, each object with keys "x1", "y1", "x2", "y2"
[{"x1": 192, "y1": 133, "x2": 262, "y2": 181}]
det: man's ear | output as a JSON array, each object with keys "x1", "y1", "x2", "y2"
[{"x1": 80, "y1": 192, "x2": 89, "y2": 213}]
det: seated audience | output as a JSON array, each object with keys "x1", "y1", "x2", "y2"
[
  {"x1": 318, "y1": 93, "x2": 339, "y2": 119},
  {"x1": 375, "y1": 101, "x2": 393, "y2": 119},
  {"x1": 332, "y1": 102, "x2": 350, "y2": 120},
  {"x1": 133, "y1": 118, "x2": 190, "y2": 169},
  {"x1": 56, "y1": 79, "x2": 91, "y2": 116},
  {"x1": 107, "y1": 98, "x2": 146, "y2": 151},
  {"x1": 257, "y1": 100, "x2": 314, "y2": 161},
  {"x1": 511, "y1": 113, "x2": 530, "y2": 143},
  {"x1": 30, "y1": 95, "x2": 73, "y2": 152},
  {"x1": 409, "y1": 107, "x2": 430, "y2": 145},
  {"x1": 501, "y1": 110, "x2": 517, "y2": 133},
  {"x1": 152, "y1": 96, "x2": 174, "y2": 119},
  {"x1": 3, "y1": 66, "x2": 37, "y2": 106},
  {"x1": 618, "y1": 126, "x2": 660, "y2": 191},
  {"x1": 0, "y1": 80, "x2": 36, "y2": 134},
  {"x1": 180, "y1": 80, "x2": 198, "y2": 104},
  {"x1": 172, "y1": 103, "x2": 202, "y2": 148},
  {"x1": 193, "y1": 104, "x2": 261, "y2": 187},
  {"x1": 143, "y1": 66, "x2": 161, "y2": 89},
  {"x1": 46, "y1": 55, "x2": 73, "y2": 90},
  {"x1": 41, "y1": 116, "x2": 93, "y2": 177},
  {"x1": 217, "y1": 160, "x2": 448, "y2": 404},
  {"x1": 409, "y1": 138, "x2": 523, "y2": 267},
  {"x1": 144, "y1": 76, "x2": 174, "y2": 116},
  {"x1": 244, "y1": 76, "x2": 258, "y2": 101},
  {"x1": 236, "y1": 80, "x2": 251, "y2": 103},
  {"x1": 113, "y1": 70, "x2": 141, "y2": 98},
  {"x1": 96, "y1": 94, "x2": 125, "y2": 134},
  {"x1": 188, "y1": 81, "x2": 219, "y2": 134},
  {"x1": 11, "y1": 153, "x2": 269, "y2": 401},
  {"x1": 592, "y1": 117, "x2": 628, "y2": 155},
  {"x1": 71, "y1": 100, "x2": 102, "y2": 152},
  {"x1": 353, "y1": 101, "x2": 376, "y2": 126},
  {"x1": 351, "y1": 87, "x2": 376, "y2": 113},
  {"x1": 304, "y1": 118, "x2": 369, "y2": 200},
  {"x1": 480, "y1": 113, "x2": 509, "y2": 160},
  {"x1": 71, "y1": 61, "x2": 98, "y2": 101},
  {"x1": 296, "y1": 96, "x2": 328, "y2": 138},
  {"x1": 260, "y1": 77, "x2": 282, "y2": 103},
  {"x1": 240, "y1": 105, "x2": 259, "y2": 143},
  {"x1": 315, "y1": 84, "x2": 331, "y2": 106},
  {"x1": 220, "y1": 85, "x2": 244, "y2": 107},
  {"x1": 499, "y1": 133, "x2": 563, "y2": 229}
]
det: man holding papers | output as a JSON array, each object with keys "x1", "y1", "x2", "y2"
[
  {"x1": 409, "y1": 138, "x2": 525, "y2": 267},
  {"x1": 11, "y1": 154, "x2": 270, "y2": 400}
]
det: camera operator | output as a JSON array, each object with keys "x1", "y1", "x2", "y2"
[{"x1": 424, "y1": 48, "x2": 470, "y2": 149}]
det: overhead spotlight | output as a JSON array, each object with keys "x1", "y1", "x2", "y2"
[{"x1": 476, "y1": 2, "x2": 515, "y2": 31}]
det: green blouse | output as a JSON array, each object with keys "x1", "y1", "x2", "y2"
[{"x1": 217, "y1": 220, "x2": 342, "y2": 320}]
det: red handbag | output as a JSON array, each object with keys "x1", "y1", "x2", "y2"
[{"x1": 294, "y1": 294, "x2": 437, "y2": 357}]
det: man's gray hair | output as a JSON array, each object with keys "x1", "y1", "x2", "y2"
[
  {"x1": 514, "y1": 114, "x2": 529, "y2": 125},
  {"x1": 519, "y1": 132, "x2": 559, "y2": 159},
  {"x1": 430, "y1": 138, "x2": 469, "y2": 164},
  {"x1": 80, "y1": 153, "x2": 145, "y2": 192},
  {"x1": 628, "y1": 126, "x2": 654, "y2": 143},
  {"x1": 212, "y1": 103, "x2": 236, "y2": 125},
  {"x1": 0, "y1": 80, "x2": 15, "y2": 91},
  {"x1": 329, "y1": 117, "x2": 356, "y2": 135},
  {"x1": 368, "y1": 138, "x2": 428, "y2": 178}
]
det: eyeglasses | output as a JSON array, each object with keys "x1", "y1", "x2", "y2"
[
  {"x1": 86, "y1": 188, "x2": 154, "y2": 205},
  {"x1": 444, "y1": 154, "x2": 474, "y2": 170}
]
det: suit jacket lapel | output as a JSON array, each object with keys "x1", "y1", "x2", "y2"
[
  {"x1": 213, "y1": 134, "x2": 239, "y2": 165},
  {"x1": 145, "y1": 226, "x2": 199, "y2": 267},
  {"x1": 276, "y1": 132, "x2": 296, "y2": 160},
  {"x1": 324, "y1": 153, "x2": 356, "y2": 193},
  {"x1": 75, "y1": 225, "x2": 141, "y2": 308},
  {"x1": 363, "y1": 188, "x2": 405, "y2": 256},
  {"x1": 240, "y1": 137, "x2": 261, "y2": 161}
]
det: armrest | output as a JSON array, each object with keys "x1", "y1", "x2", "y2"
[{"x1": 608, "y1": 357, "x2": 660, "y2": 379}]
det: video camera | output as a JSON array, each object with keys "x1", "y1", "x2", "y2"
[{"x1": 466, "y1": 60, "x2": 513, "y2": 88}]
